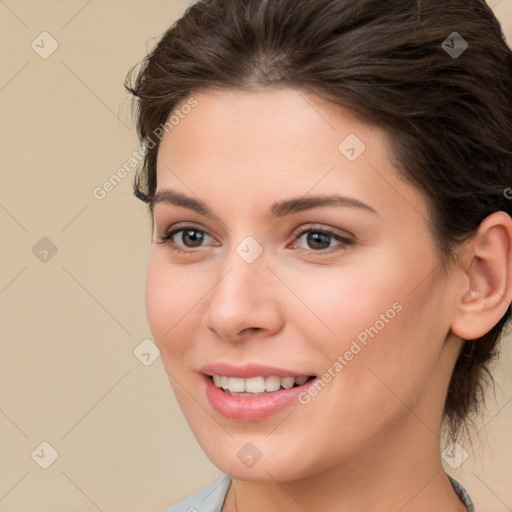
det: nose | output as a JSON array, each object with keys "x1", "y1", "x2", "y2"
[{"x1": 204, "y1": 248, "x2": 284, "y2": 342}]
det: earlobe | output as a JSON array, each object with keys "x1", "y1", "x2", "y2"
[{"x1": 451, "y1": 211, "x2": 512, "y2": 340}]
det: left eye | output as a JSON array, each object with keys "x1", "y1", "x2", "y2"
[{"x1": 292, "y1": 229, "x2": 348, "y2": 251}]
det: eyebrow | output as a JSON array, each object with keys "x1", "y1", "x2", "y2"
[{"x1": 150, "y1": 188, "x2": 378, "y2": 217}]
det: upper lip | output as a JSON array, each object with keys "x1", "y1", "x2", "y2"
[{"x1": 200, "y1": 363, "x2": 315, "y2": 379}]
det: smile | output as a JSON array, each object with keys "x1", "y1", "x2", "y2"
[
  {"x1": 211, "y1": 374, "x2": 315, "y2": 396},
  {"x1": 203, "y1": 372, "x2": 319, "y2": 421}
]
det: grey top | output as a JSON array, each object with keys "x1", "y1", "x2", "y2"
[{"x1": 163, "y1": 474, "x2": 474, "y2": 511}]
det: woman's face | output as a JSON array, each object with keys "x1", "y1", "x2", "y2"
[{"x1": 146, "y1": 87, "x2": 463, "y2": 481}]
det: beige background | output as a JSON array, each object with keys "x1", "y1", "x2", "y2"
[{"x1": 0, "y1": 1, "x2": 511, "y2": 511}]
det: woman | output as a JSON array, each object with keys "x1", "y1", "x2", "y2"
[{"x1": 124, "y1": 0, "x2": 512, "y2": 510}]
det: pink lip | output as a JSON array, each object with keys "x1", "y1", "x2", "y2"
[
  {"x1": 202, "y1": 373, "x2": 318, "y2": 421},
  {"x1": 200, "y1": 362, "x2": 313, "y2": 378}
]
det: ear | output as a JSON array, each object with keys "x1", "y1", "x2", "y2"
[{"x1": 451, "y1": 211, "x2": 512, "y2": 340}]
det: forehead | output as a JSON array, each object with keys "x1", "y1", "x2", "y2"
[
  {"x1": 155, "y1": 87, "x2": 428, "y2": 223},
  {"x1": 159, "y1": 87, "x2": 382, "y2": 159}
]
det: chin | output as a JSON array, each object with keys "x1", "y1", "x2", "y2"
[{"x1": 199, "y1": 437, "x2": 319, "y2": 483}]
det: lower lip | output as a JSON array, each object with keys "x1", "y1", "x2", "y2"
[{"x1": 203, "y1": 374, "x2": 317, "y2": 421}]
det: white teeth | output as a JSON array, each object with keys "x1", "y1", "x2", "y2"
[
  {"x1": 280, "y1": 377, "x2": 295, "y2": 389},
  {"x1": 265, "y1": 375, "x2": 281, "y2": 392},
  {"x1": 211, "y1": 374, "x2": 312, "y2": 394},
  {"x1": 228, "y1": 377, "x2": 245, "y2": 392},
  {"x1": 245, "y1": 376, "x2": 266, "y2": 393}
]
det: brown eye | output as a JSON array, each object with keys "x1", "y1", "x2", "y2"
[
  {"x1": 177, "y1": 228, "x2": 206, "y2": 247},
  {"x1": 291, "y1": 226, "x2": 354, "y2": 254},
  {"x1": 155, "y1": 225, "x2": 215, "y2": 253},
  {"x1": 302, "y1": 231, "x2": 333, "y2": 250}
]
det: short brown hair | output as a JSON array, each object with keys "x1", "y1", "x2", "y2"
[{"x1": 125, "y1": 0, "x2": 512, "y2": 439}]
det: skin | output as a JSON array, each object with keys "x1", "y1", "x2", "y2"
[{"x1": 145, "y1": 87, "x2": 512, "y2": 511}]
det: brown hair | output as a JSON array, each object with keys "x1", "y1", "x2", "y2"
[{"x1": 124, "y1": 0, "x2": 512, "y2": 439}]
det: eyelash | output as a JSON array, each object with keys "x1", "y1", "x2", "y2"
[{"x1": 154, "y1": 224, "x2": 354, "y2": 256}]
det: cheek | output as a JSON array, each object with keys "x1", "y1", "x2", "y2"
[
  {"x1": 145, "y1": 257, "x2": 171, "y2": 342},
  {"x1": 145, "y1": 254, "x2": 200, "y2": 358},
  {"x1": 285, "y1": 250, "x2": 445, "y2": 387},
  {"x1": 277, "y1": 256, "x2": 407, "y2": 347},
  {"x1": 337, "y1": 273, "x2": 446, "y2": 414}
]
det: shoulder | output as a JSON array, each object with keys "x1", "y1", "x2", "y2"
[
  {"x1": 448, "y1": 475, "x2": 475, "y2": 512},
  {"x1": 162, "y1": 475, "x2": 232, "y2": 512}
]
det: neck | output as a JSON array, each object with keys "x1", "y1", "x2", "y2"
[{"x1": 222, "y1": 418, "x2": 467, "y2": 512}]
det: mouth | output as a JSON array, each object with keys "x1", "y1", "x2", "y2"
[
  {"x1": 208, "y1": 374, "x2": 317, "y2": 397},
  {"x1": 200, "y1": 363, "x2": 320, "y2": 420}
]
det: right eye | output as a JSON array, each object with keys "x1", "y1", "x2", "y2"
[{"x1": 155, "y1": 225, "x2": 217, "y2": 254}]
